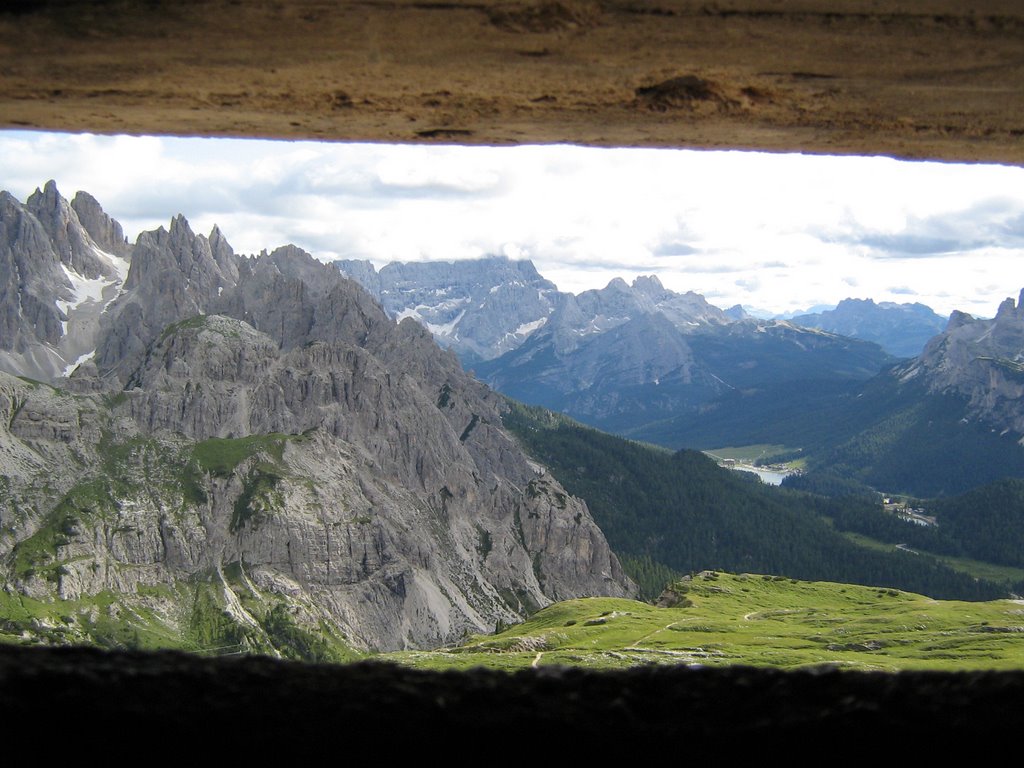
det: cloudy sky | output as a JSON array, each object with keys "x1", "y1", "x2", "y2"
[{"x1": 3, "y1": 130, "x2": 1023, "y2": 317}]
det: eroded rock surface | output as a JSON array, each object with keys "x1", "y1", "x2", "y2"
[
  {"x1": 0, "y1": 184, "x2": 634, "y2": 653},
  {"x1": 897, "y1": 289, "x2": 1024, "y2": 436},
  {"x1": 1, "y1": 1, "x2": 1023, "y2": 163}
]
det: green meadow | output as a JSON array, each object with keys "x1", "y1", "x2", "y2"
[
  {"x1": 703, "y1": 445, "x2": 791, "y2": 463},
  {"x1": 390, "y1": 571, "x2": 1024, "y2": 672}
]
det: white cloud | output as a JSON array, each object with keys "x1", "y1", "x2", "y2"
[{"x1": 2, "y1": 131, "x2": 1023, "y2": 317}]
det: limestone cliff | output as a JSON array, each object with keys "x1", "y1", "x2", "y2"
[
  {"x1": 0, "y1": 185, "x2": 634, "y2": 654},
  {"x1": 896, "y1": 291, "x2": 1024, "y2": 437},
  {"x1": 0, "y1": 181, "x2": 130, "y2": 381}
]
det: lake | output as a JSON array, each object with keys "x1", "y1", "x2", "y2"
[{"x1": 728, "y1": 464, "x2": 791, "y2": 486}]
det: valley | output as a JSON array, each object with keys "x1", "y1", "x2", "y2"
[
  {"x1": 1, "y1": 180, "x2": 1022, "y2": 671},
  {"x1": 2, "y1": 0, "x2": 1024, "y2": 743},
  {"x1": 703, "y1": 445, "x2": 801, "y2": 485},
  {"x1": 500, "y1": 402, "x2": 1023, "y2": 600},
  {"x1": 343, "y1": 254, "x2": 1024, "y2": 498}
]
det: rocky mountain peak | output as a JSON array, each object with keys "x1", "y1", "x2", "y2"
[
  {"x1": 996, "y1": 295, "x2": 1018, "y2": 320},
  {"x1": 570, "y1": 273, "x2": 730, "y2": 334},
  {"x1": 575, "y1": 277, "x2": 647, "y2": 318},
  {"x1": 945, "y1": 310, "x2": 976, "y2": 332},
  {"x1": 0, "y1": 183, "x2": 134, "y2": 380},
  {"x1": 338, "y1": 254, "x2": 561, "y2": 365},
  {"x1": 604, "y1": 276, "x2": 630, "y2": 291},
  {"x1": 832, "y1": 298, "x2": 874, "y2": 315},
  {"x1": 0, "y1": 183, "x2": 635, "y2": 652},
  {"x1": 25, "y1": 180, "x2": 118, "y2": 281},
  {"x1": 263, "y1": 244, "x2": 340, "y2": 301},
  {"x1": 631, "y1": 274, "x2": 669, "y2": 300},
  {"x1": 94, "y1": 213, "x2": 238, "y2": 380},
  {"x1": 897, "y1": 289, "x2": 1024, "y2": 436},
  {"x1": 26, "y1": 179, "x2": 61, "y2": 211},
  {"x1": 0, "y1": 191, "x2": 66, "y2": 354},
  {"x1": 168, "y1": 212, "x2": 190, "y2": 235},
  {"x1": 126, "y1": 214, "x2": 230, "y2": 297},
  {"x1": 793, "y1": 296, "x2": 947, "y2": 358},
  {"x1": 70, "y1": 190, "x2": 132, "y2": 259},
  {"x1": 208, "y1": 224, "x2": 239, "y2": 283}
]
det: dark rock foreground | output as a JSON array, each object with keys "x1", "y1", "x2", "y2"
[{"x1": 2, "y1": 644, "x2": 1021, "y2": 756}]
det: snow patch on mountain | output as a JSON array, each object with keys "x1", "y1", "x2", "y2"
[
  {"x1": 514, "y1": 318, "x2": 547, "y2": 337},
  {"x1": 56, "y1": 247, "x2": 127, "y2": 323},
  {"x1": 62, "y1": 349, "x2": 96, "y2": 377}
]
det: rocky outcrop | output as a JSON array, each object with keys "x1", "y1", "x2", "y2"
[
  {"x1": 92, "y1": 215, "x2": 233, "y2": 381},
  {"x1": 0, "y1": 185, "x2": 634, "y2": 653},
  {"x1": 0, "y1": 189, "x2": 67, "y2": 355},
  {"x1": 0, "y1": 182, "x2": 130, "y2": 381},
  {"x1": 70, "y1": 191, "x2": 133, "y2": 259},
  {"x1": 1, "y1": 313, "x2": 632, "y2": 650},
  {"x1": 25, "y1": 180, "x2": 120, "y2": 281},
  {"x1": 896, "y1": 290, "x2": 1024, "y2": 436}
]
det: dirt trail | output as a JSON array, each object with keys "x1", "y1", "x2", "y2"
[{"x1": 629, "y1": 621, "x2": 680, "y2": 648}]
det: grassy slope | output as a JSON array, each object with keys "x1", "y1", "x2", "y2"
[
  {"x1": 0, "y1": 564, "x2": 363, "y2": 663},
  {"x1": 1, "y1": 425, "x2": 360, "y2": 663},
  {"x1": 391, "y1": 571, "x2": 1024, "y2": 672},
  {"x1": 5, "y1": 401, "x2": 1020, "y2": 667}
]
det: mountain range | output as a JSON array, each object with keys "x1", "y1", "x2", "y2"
[
  {"x1": 337, "y1": 259, "x2": 901, "y2": 438},
  {"x1": 666, "y1": 297, "x2": 1024, "y2": 497},
  {"x1": 0, "y1": 182, "x2": 633, "y2": 654},
  {"x1": 338, "y1": 255, "x2": 1024, "y2": 498},
  {"x1": 335, "y1": 256, "x2": 559, "y2": 366},
  {"x1": 337, "y1": 256, "x2": 946, "y2": 364},
  {"x1": 3, "y1": 181, "x2": 1023, "y2": 660},
  {"x1": 476, "y1": 277, "x2": 896, "y2": 437},
  {"x1": 790, "y1": 298, "x2": 947, "y2": 359}
]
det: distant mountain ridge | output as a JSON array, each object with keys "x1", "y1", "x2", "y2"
[
  {"x1": 476, "y1": 277, "x2": 894, "y2": 436},
  {"x1": 336, "y1": 257, "x2": 951, "y2": 365},
  {"x1": 338, "y1": 256, "x2": 1023, "y2": 497},
  {"x1": 791, "y1": 298, "x2": 947, "y2": 358},
  {"x1": 895, "y1": 291, "x2": 1024, "y2": 436},
  {"x1": 338, "y1": 258, "x2": 898, "y2": 438},
  {"x1": 335, "y1": 256, "x2": 559, "y2": 365}
]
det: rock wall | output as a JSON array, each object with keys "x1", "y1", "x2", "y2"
[
  {"x1": 0, "y1": 185, "x2": 635, "y2": 652},
  {"x1": 1, "y1": 1, "x2": 1023, "y2": 163}
]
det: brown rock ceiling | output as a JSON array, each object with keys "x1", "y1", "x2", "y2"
[{"x1": 1, "y1": 0, "x2": 1023, "y2": 163}]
